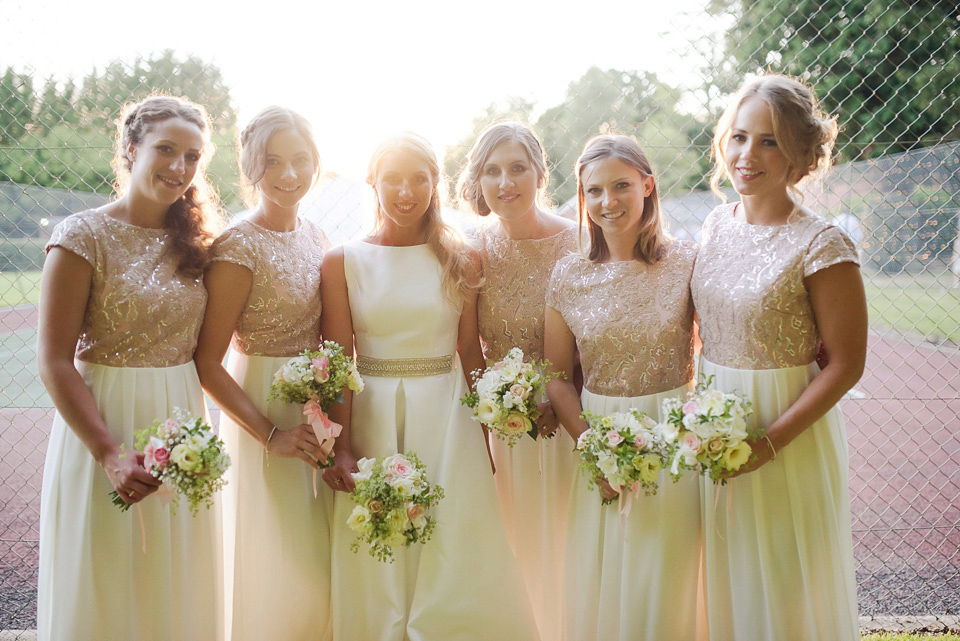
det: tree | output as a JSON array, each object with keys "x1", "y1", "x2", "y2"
[
  {"x1": 443, "y1": 97, "x2": 536, "y2": 203},
  {"x1": 534, "y1": 67, "x2": 702, "y2": 205},
  {"x1": 0, "y1": 68, "x2": 35, "y2": 144},
  {"x1": 708, "y1": 0, "x2": 960, "y2": 162}
]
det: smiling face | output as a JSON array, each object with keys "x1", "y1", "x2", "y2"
[
  {"x1": 724, "y1": 97, "x2": 792, "y2": 197},
  {"x1": 581, "y1": 156, "x2": 654, "y2": 244},
  {"x1": 127, "y1": 117, "x2": 204, "y2": 207},
  {"x1": 256, "y1": 127, "x2": 317, "y2": 211},
  {"x1": 373, "y1": 150, "x2": 435, "y2": 231},
  {"x1": 479, "y1": 139, "x2": 541, "y2": 223}
]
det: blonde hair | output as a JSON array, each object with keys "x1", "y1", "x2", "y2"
[
  {"x1": 456, "y1": 122, "x2": 549, "y2": 216},
  {"x1": 710, "y1": 74, "x2": 839, "y2": 202},
  {"x1": 112, "y1": 95, "x2": 220, "y2": 277},
  {"x1": 238, "y1": 106, "x2": 321, "y2": 208},
  {"x1": 576, "y1": 134, "x2": 666, "y2": 264},
  {"x1": 367, "y1": 132, "x2": 475, "y2": 305}
]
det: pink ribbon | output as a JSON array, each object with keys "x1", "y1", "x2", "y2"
[
  {"x1": 304, "y1": 400, "x2": 343, "y2": 498},
  {"x1": 135, "y1": 483, "x2": 176, "y2": 553}
]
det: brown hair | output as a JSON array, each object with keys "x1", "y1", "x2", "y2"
[
  {"x1": 238, "y1": 106, "x2": 321, "y2": 208},
  {"x1": 113, "y1": 95, "x2": 221, "y2": 277},
  {"x1": 367, "y1": 132, "x2": 475, "y2": 305},
  {"x1": 576, "y1": 134, "x2": 666, "y2": 264},
  {"x1": 710, "y1": 74, "x2": 839, "y2": 202},
  {"x1": 456, "y1": 122, "x2": 549, "y2": 216}
]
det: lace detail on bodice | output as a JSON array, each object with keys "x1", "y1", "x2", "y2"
[
  {"x1": 547, "y1": 240, "x2": 698, "y2": 396},
  {"x1": 691, "y1": 202, "x2": 859, "y2": 369},
  {"x1": 212, "y1": 217, "x2": 331, "y2": 357},
  {"x1": 46, "y1": 209, "x2": 207, "y2": 367},
  {"x1": 469, "y1": 226, "x2": 577, "y2": 364}
]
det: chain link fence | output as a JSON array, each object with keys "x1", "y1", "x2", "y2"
[{"x1": 2, "y1": 0, "x2": 959, "y2": 637}]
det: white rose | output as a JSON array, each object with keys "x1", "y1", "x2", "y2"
[
  {"x1": 352, "y1": 457, "x2": 376, "y2": 482},
  {"x1": 346, "y1": 506, "x2": 371, "y2": 532},
  {"x1": 347, "y1": 367, "x2": 365, "y2": 393},
  {"x1": 476, "y1": 398, "x2": 500, "y2": 423},
  {"x1": 596, "y1": 450, "x2": 618, "y2": 477}
]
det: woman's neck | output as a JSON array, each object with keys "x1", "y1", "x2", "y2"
[
  {"x1": 250, "y1": 201, "x2": 299, "y2": 232},
  {"x1": 738, "y1": 189, "x2": 796, "y2": 226}
]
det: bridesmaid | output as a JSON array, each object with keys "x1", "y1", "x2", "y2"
[
  {"x1": 693, "y1": 74, "x2": 865, "y2": 640},
  {"x1": 320, "y1": 132, "x2": 540, "y2": 641},
  {"x1": 194, "y1": 107, "x2": 332, "y2": 641},
  {"x1": 37, "y1": 96, "x2": 223, "y2": 640},
  {"x1": 457, "y1": 121, "x2": 577, "y2": 641},
  {"x1": 545, "y1": 135, "x2": 704, "y2": 640}
]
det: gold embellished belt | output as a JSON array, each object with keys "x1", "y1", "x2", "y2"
[{"x1": 356, "y1": 354, "x2": 454, "y2": 378}]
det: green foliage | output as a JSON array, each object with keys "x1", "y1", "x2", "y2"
[
  {"x1": 708, "y1": 0, "x2": 960, "y2": 162},
  {"x1": 445, "y1": 69, "x2": 706, "y2": 209},
  {"x1": 0, "y1": 68, "x2": 35, "y2": 144}
]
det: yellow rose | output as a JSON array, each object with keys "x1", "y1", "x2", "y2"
[{"x1": 170, "y1": 443, "x2": 201, "y2": 473}]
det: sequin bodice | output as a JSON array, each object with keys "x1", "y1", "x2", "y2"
[
  {"x1": 46, "y1": 209, "x2": 207, "y2": 367},
  {"x1": 469, "y1": 226, "x2": 577, "y2": 364},
  {"x1": 212, "y1": 217, "x2": 330, "y2": 357},
  {"x1": 547, "y1": 240, "x2": 698, "y2": 397},
  {"x1": 692, "y1": 203, "x2": 859, "y2": 369}
]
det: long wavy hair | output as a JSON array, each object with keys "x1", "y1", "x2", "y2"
[
  {"x1": 238, "y1": 106, "x2": 321, "y2": 208},
  {"x1": 367, "y1": 132, "x2": 475, "y2": 306},
  {"x1": 710, "y1": 73, "x2": 839, "y2": 206},
  {"x1": 112, "y1": 95, "x2": 221, "y2": 277},
  {"x1": 456, "y1": 121, "x2": 550, "y2": 217},
  {"x1": 576, "y1": 135, "x2": 666, "y2": 264}
]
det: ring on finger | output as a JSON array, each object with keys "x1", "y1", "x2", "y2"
[{"x1": 129, "y1": 489, "x2": 137, "y2": 498}]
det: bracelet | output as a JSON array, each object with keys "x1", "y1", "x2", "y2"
[
  {"x1": 762, "y1": 433, "x2": 777, "y2": 461},
  {"x1": 265, "y1": 425, "x2": 278, "y2": 453}
]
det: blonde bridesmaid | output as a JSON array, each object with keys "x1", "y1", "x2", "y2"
[
  {"x1": 458, "y1": 122, "x2": 577, "y2": 641},
  {"x1": 194, "y1": 107, "x2": 332, "y2": 641}
]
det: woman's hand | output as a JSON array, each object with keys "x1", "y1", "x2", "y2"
[
  {"x1": 101, "y1": 448, "x2": 162, "y2": 505},
  {"x1": 267, "y1": 424, "x2": 327, "y2": 468},
  {"x1": 597, "y1": 476, "x2": 619, "y2": 502},
  {"x1": 322, "y1": 444, "x2": 358, "y2": 492},
  {"x1": 536, "y1": 401, "x2": 560, "y2": 438}
]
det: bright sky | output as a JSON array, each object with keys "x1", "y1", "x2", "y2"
[{"x1": 3, "y1": 0, "x2": 723, "y2": 181}]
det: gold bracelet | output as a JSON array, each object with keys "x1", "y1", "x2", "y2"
[
  {"x1": 265, "y1": 425, "x2": 278, "y2": 452},
  {"x1": 762, "y1": 433, "x2": 777, "y2": 461}
]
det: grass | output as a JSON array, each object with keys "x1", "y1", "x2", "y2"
[
  {"x1": 0, "y1": 270, "x2": 42, "y2": 308},
  {"x1": 864, "y1": 276, "x2": 960, "y2": 345}
]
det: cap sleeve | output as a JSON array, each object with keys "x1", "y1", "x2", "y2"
[
  {"x1": 46, "y1": 213, "x2": 96, "y2": 265},
  {"x1": 211, "y1": 225, "x2": 258, "y2": 272},
  {"x1": 804, "y1": 225, "x2": 859, "y2": 276},
  {"x1": 546, "y1": 254, "x2": 575, "y2": 311}
]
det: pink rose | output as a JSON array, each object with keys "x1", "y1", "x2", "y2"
[
  {"x1": 143, "y1": 436, "x2": 170, "y2": 473},
  {"x1": 312, "y1": 357, "x2": 331, "y2": 384},
  {"x1": 503, "y1": 412, "x2": 533, "y2": 435},
  {"x1": 383, "y1": 454, "x2": 415, "y2": 480},
  {"x1": 605, "y1": 430, "x2": 624, "y2": 447},
  {"x1": 633, "y1": 433, "x2": 649, "y2": 449},
  {"x1": 368, "y1": 500, "x2": 383, "y2": 513},
  {"x1": 681, "y1": 432, "x2": 702, "y2": 452},
  {"x1": 707, "y1": 437, "x2": 726, "y2": 456},
  {"x1": 682, "y1": 401, "x2": 700, "y2": 416},
  {"x1": 492, "y1": 361, "x2": 506, "y2": 370},
  {"x1": 508, "y1": 383, "x2": 529, "y2": 401},
  {"x1": 406, "y1": 503, "x2": 425, "y2": 521}
]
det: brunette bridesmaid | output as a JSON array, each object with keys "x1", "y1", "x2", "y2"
[{"x1": 37, "y1": 96, "x2": 223, "y2": 641}]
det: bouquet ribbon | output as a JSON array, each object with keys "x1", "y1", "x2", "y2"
[
  {"x1": 135, "y1": 483, "x2": 176, "y2": 554},
  {"x1": 304, "y1": 399, "x2": 343, "y2": 498}
]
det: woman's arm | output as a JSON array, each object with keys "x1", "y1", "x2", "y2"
[
  {"x1": 457, "y1": 249, "x2": 485, "y2": 391},
  {"x1": 731, "y1": 262, "x2": 867, "y2": 475},
  {"x1": 318, "y1": 247, "x2": 359, "y2": 491},
  {"x1": 37, "y1": 247, "x2": 161, "y2": 503},
  {"x1": 194, "y1": 260, "x2": 323, "y2": 467}
]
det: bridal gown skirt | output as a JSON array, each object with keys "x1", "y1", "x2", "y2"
[
  {"x1": 220, "y1": 352, "x2": 332, "y2": 641},
  {"x1": 490, "y1": 394, "x2": 577, "y2": 641},
  {"x1": 564, "y1": 384, "x2": 707, "y2": 641},
  {"x1": 329, "y1": 356, "x2": 540, "y2": 641},
  {"x1": 700, "y1": 359, "x2": 858, "y2": 641},
  {"x1": 38, "y1": 361, "x2": 223, "y2": 641}
]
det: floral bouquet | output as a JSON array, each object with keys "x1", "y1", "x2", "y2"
[
  {"x1": 460, "y1": 347, "x2": 559, "y2": 446},
  {"x1": 110, "y1": 409, "x2": 230, "y2": 515},
  {"x1": 577, "y1": 409, "x2": 670, "y2": 504},
  {"x1": 660, "y1": 376, "x2": 756, "y2": 484},
  {"x1": 346, "y1": 452, "x2": 444, "y2": 563},
  {"x1": 268, "y1": 341, "x2": 364, "y2": 468}
]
